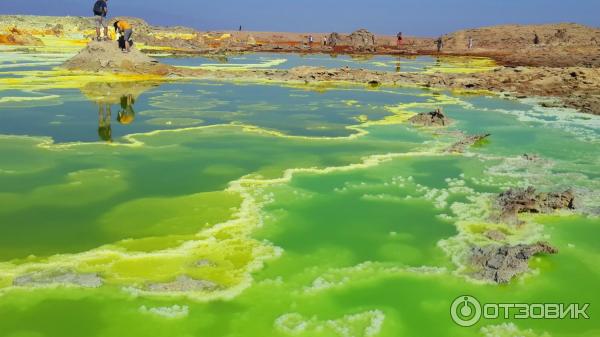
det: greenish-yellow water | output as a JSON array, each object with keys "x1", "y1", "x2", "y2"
[{"x1": 0, "y1": 51, "x2": 599, "y2": 337}]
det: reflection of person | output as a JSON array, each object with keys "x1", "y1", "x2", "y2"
[
  {"x1": 117, "y1": 94, "x2": 136, "y2": 125},
  {"x1": 395, "y1": 57, "x2": 401, "y2": 72},
  {"x1": 97, "y1": 103, "x2": 112, "y2": 142}
]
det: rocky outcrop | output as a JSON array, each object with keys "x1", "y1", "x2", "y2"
[
  {"x1": 496, "y1": 187, "x2": 575, "y2": 224},
  {"x1": 13, "y1": 269, "x2": 103, "y2": 288},
  {"x1": 446, "y1": 133, "x2": 490, "y2": 153},
  {"x1": 445, "y1": 23, "x2": 600, "y2": 50},
  {"x1": 147, "y1": 275, "x2": 219, "y2": 292},
  {"x1": 408, "y1": 108, "x2": 450, "y2": 127},
  {"x1": 349, "y1": 29, "x2": 377, "y2": 52},
  {"x1": 62, "y1": 40, "x2": 172, "y2": 74},
  {"x1": 0, "y1": 27, "x2": 43, "y2": 46},
  {"x1": 470, "y1": 241, "x2": 558, "y2": 283},
  {"x1": 484, "y1": 230, "x2": 507, "y2": 242},
  {"x1": 327, "y1": 29, "x2": 376, "y2": 52},
  {"x1": 443, "y1": 23, "x2": 600, "y2": 67}
]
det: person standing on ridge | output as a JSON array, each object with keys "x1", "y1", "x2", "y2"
[
  {"x1": 92, "y1": 0, "x2": 109, "y2": 41},
  {"x1": 533, "y1": 33, "x2": 540, "y2": 45},
  {"x1": 468, "y1": 36, "x2": 473, "y2": 49},
  {"x1": 436, "y1": 36, "x2": 443, "y2": 53},
  {"x1": 397, "y1": 32, "x2": 403, "y2": 48},
  {"x1": 114, "y1": 20, "x2": 133, "y2": 53},
  {"x1": 308, "y1": 35, "x2": 314, "y2": 48}
]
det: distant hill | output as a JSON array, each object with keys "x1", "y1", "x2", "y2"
[{"x1": 444, "y1": 23, "x2": 600, "y2": 50}]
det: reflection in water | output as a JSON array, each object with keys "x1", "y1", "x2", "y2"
[
  {"x1": 349, "y1": 54, "x2": 374, "y2": 61},
  {"x1": 95, "y1": 95, "x2": 137, "y2": 142},
  {"x1": 117, "y1": 94, "x2": 136, "y2": 125},
  {"x1": 97, "y1": 103, "x2": 112, "y2": 142},
  {"x1": 81, "y1": 81, "x2": 157, "y2": 142},
  {"x1": 96, "y1": 95, "x2": 136, "y2": 142}
]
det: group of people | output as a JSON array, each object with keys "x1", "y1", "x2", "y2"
[
  {"x1": 93, "y1": 0, "x2": 134, "y2": 52},
  {"x1": 397, "y1": 32, "x2": 475, "y2": 52},
  {"x1": 396, "y1": 31, "x2": 543, "y2": 52}
]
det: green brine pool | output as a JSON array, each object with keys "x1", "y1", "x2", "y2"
[{"x1": 0, "y1": 51, "x2": 598, "y2": 337}]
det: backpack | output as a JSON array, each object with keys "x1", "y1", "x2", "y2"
[
  {"x1": 118, "y1": 35, "x2": 134, "y2": 50},
  {"x1": 118, "y1": 35, "x2": 126, "y2": 50},
  {"x1": 93, "y1": 1, "x2": 106, "y2": 16}
]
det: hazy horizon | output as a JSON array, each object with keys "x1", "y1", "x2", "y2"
[{"x1": 2, "y1": 0, "x2": 599, "y2": 36}]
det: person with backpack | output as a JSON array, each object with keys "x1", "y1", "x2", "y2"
[
  {"x1": 114, "y1": 20, "x2": 133, "y2": 53},
  {"x1": 93, "y1": 0, "x2": 109, "y2": 41}
]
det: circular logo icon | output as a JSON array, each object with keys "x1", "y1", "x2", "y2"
[{"x1": 450, "y1": 295, "x2": 482, "y2": 327}]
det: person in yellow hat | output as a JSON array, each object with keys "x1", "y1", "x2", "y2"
[{"x1": 113, "y1": 20, "x2": 133, "y2": 52}]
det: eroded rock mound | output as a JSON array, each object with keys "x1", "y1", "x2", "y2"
[
  {"x1": 327, "y1": 29, "x2": 376, "y2": 52},
  {"x1": 446, "y1": 133, "x2": 490, "y2": 153},
  {"x1": 13, "y1": 269, "x2": 103, "y2": 288},
  {"x1": 470, "y1": 242, "x2": 558, "y2": 283},
  {"x1": 62, "y1": 40, "x2": 171, "y2": 74},
  {"x1": 496, "y1": 186, "x2": 575, "y2": 224},
  {"x1": 348, "y1": 29, "x2": 377, "y2": 52},
  {"x1": 408, "y1": 108, "x2": 450, "y2": 126}
]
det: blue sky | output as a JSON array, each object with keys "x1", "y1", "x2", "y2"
[{"x1": 2, "y1": 0, "x2": 599, "y2": 36}]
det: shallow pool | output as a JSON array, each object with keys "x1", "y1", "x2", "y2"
[{"x1": 0, "y1": 50, "x2": 598, "y2": 337}]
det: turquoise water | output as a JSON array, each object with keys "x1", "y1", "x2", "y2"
[
  {"x1": 159, "y1": 53, "x2": 432, "y2": 72},
  {"x1": 159, "y1": 52, "x2": 494, "y2": 73}
]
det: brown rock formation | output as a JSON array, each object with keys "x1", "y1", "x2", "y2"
[
  {"x1": 470, "y1": 241, "x2": 558, "y2": 283},
  {"x1": 446, "y1": 133, "x2": 491, "y2": 153},
  {"x1": 327, "y1": 29, "x2": 377, "y2": 52},
  {"x1": 495, "y1": 187, "x2": 575, "y2": 225},
  {"x1": 408, "y1": 108, "x2": 451, "y2": 127},
  {"x1": 0, "y1": 27, "x2": 43, "y2": 46}
]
